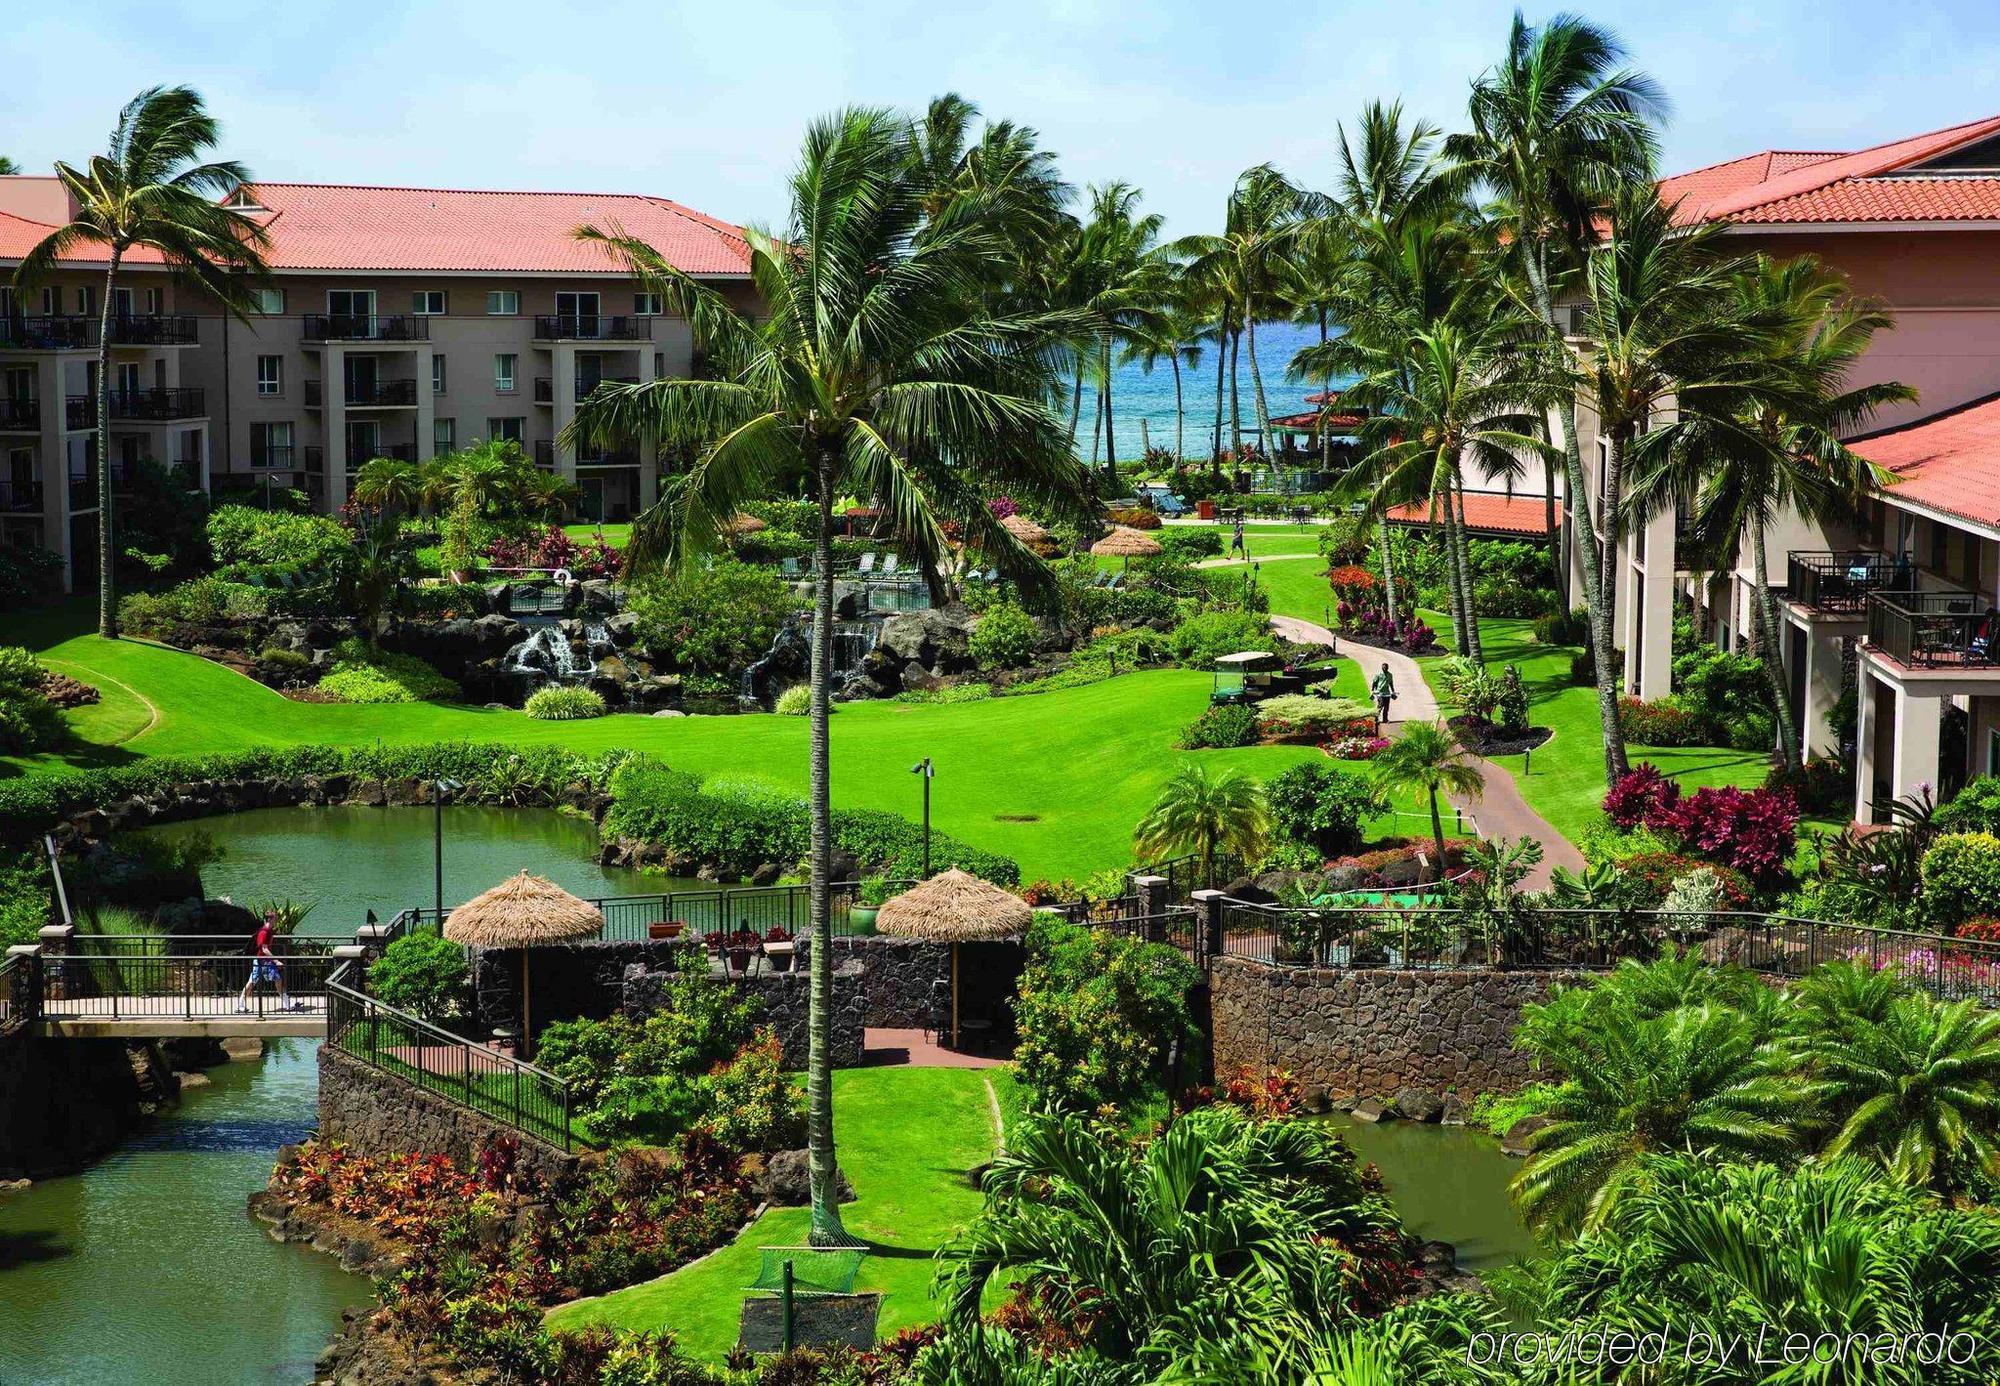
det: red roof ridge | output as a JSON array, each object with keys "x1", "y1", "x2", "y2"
[
  {"x1": 245, "y1": 181, "x2": 743, "y2": 224},
  {"x1": 1696, "y1": 112, "x2": 2000, "y2": 220},
  {"x1": 1848, "y1": 388, "x2": 2000, "y2": 450}
]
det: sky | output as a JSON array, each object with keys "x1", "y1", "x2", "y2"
[{"x1": 7, "y1": 1, "x2": 2000, "y2": 238}]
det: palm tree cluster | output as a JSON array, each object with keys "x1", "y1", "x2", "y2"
[{"x1": 351, "y1": 439, "x2": 578, "y2": 527}]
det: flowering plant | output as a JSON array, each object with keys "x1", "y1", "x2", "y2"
[{"x1": 1325, "y1": 735, "x2": 1391, "y2": 761}]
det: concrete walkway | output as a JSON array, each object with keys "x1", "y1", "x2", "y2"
[
  {"x1": 862, "y1": 1026, "x2": 1009, "y2": 1069},
  {"x1": 1271, "y1": 615, "x2": 1586, "y2": 891}
]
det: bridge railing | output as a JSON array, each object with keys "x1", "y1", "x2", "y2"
[
  {"x1": 325, "y1": 960, "x2": 571, "y2": 1150},
  {"x1": 43, "y1": 949, "x2": 335, "y2": 1019},
  {"x1": 0, "y1": 950, "x2": 33, "y2": 1034}
]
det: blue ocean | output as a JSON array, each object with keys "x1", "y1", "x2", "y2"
[{"x1": 1069, "y1": 320, "x2": 1344, "y2": 462}]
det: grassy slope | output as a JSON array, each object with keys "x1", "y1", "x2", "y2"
[
  {"x1": 547, "y1": 1067, "x2": 1015, "y2": 1358},
  {"x1": 8, "y1": 606, "x2": 1344, "y2": 882}
]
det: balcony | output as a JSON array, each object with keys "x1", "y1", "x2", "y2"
[
  {"x1": 0, "y1": 398, "x2": 38, "y2": 430},
  {"x1": 532, "y1": 314, "x2": 651, "y2": 342},
  {"x1": 347, "y1": 442, "x2": 416, "y2": 466},
  {"x1": 249, "y1": 444, "x2": 297, "y2": 470},
  {"x1": 300, "y1": 314, "x2": 430, "y2": 343},
  {"x1": 67, "y1": 472, "x2": 97, "y2": 509},
  {"x1": 0, "y1": 479, "x2": 40, "y2": 513},
  {"x1": 66, "y1": 388, "x2": 207, "y2": 422},
  {"x1": 578, "y1": 447, "x2": 639, "y2": 467},
  {"x1": 534, "y1": 375, "x2": 639, "y2": 403},
  {"x1": 303, "y1": 446, "x2": 324, "y2": 473},
  {"x1": 109, "y1": 314, "x2": 199, "y2": 346},
  {"x1": 1865, "y1": 590, "x2": 2000, "y2": 670},
  {"x1": 1787, "y1": 550, "x2": 1912, "y2": 614},
  {"x1": 0, "y1": 314, "x2": 197, "y2": 350}
]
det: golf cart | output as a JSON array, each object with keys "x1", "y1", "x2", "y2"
[{"x1": 1211, "y1": 650, "x2": 1299, "y2": 705}]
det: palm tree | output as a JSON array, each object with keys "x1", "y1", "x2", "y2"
[
  {"x1": 1370, "y1": 721, "x2": 1484, "y2": 868},
  {"x1": 563, "y1": 107, "x2": 1093, "y2": 1244},
  {"x1": 16, "y1": 86, "x2": 269, "y2": 637},
  {"x1": 0, "y1": 157, "x2": 18, "y2": 175},
  {"x1": 1133, "y1": 762, "x2": 1271, "y2": 888},
  {"x1": 1122, "y1": 297, "x2": 1208, "y2": 463},
  {"x1": 1063, "y1": 183, "x2": 1169, "y2": 479},
  {"x1": 1512, "y1": 1003, "x2": 1795, "y2": 1233},
  {"x1": 513, "y1": 466, "x2": 580, "y2": 525},
  {"x1": 1446, "y1": 11, "x2": 1666, "y2": 783},
  {"x1": 351, "y1": 457, "x2": 423, "y2": 519},
  {"x1": 1626, "y1": 255, "x2": 1913, "y2": 768}
]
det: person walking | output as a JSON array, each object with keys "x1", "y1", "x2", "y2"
[
  {"x1": 236, "y1": 910, "x2": 293, "y2": 1012},
  {"x1": 1370, "y1": 662, "x2": 1398, "y2": 732},
  {"x1": 1229, "y1": 516, "x2": 1247, "y2": 560}
]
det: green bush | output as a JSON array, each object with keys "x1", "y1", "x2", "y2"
[
  {"x1": 1014, "y1": 917, "x2": 1201, "y2": 1111},
  {"x1": 318, "y1": 641, "x2": 459, "y2": 704},
  {"x1": 207, "y1": 504, "x2": 353, "y2": 579},
  {"x1": 1155, "y1": 527, "x2": 1222, "y2": 561},
  {"x1": 257, "y1": 644, "x2": 311, "y2": 671},
  {"x1": 1534, "y1": 608, "x2": 1590, "y2": 647},
  {"x1": 1265, "y1": 761, "x2": 1383, "y2": 856},
  {"x1": 0, "y1": 545, "x2": 63, "y2": 605},
  {"x1": 1938, "y1": 778, "x2": 2000, "y2": 836},
  {"x1": 772, "y1": 684, "x2": 812, "y2": 715},
  {"x1": 0, "y1": 647, "x2": 63, "y2": 755},
  {"x1": 626, "y1": 560, "x2": 800, "y2": 676},
  {"x1": 1166, "y1": 609, "x2": 1271, "y2": 667},
  {"x1": 367, "y1": 933, "x2": 471, "y2": 1023},
  {"x1": 1920, "y1": 832, "x2": 2000, "y2": 929},
  {"x1": 1178, "y1": 703, "x2": 1259, "y2": 749},
  {"x1": 1252, "y1": 693, "x2": 1376, "y2": 737},
  {"x1": 968, "y1": 603, "x2": 1041, "y2": 670},
  {"x1": 524, "y1": 685, "x2": 607, "y2": 721}
]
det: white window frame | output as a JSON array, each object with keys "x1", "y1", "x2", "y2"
[
  {"x1": 494, "y1": 354, "x2": 517, "y2": 393},
  {"x1": 145, "y1": 287, "x2": 164, "y2": 315},
  {"x1": 256, "y1": 355, "x2": 283, "y2": 397},
  {"x1": 432, "y1": 355, "x2": 447, "y2": 394},
  {"x1": 633, "y1": 292, "x2": 663, "y2": 316},
  {"x1": 412, "y1": 290, "x2": 447, "y2": 316},
  {"x1": 41, "y1": 287, "x2": 56, "y2": 316},
  {"x1": 113, "y1": 287, "x2": 136, "y2": 317},
  {"x1": 485, "y1": 416, "x2": 524, "y2": 443},
  {"x1": 76, "y1": 286, "x2": 96, "y2": 316},
  {"x1": 254, "y1": 287, "x2": 287, "y2": 315},
  {"x1": 254, "y1": 420, "x2": 294, "y2": 466},
  {"x1": 486, "y1": 290, "x2": 519, "y2": 316}
]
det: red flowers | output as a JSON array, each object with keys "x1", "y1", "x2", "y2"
[{"x1": 1603, "y1": 765, "x2": 1799, "y2": 887}]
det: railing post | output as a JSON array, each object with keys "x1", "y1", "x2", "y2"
[
  {"x1": 7, "y1": 944, "x2": 42, "y2": 1025},
  {"x1": 1191, "y1": 889, "x2": 1226, "y2": 970},
  {"x1": 354, "y1": 923, "x2": 390, "y2": 962},
  {"x1": 38, "y1": 924, "x2": 73, "y2": 1001},
  {"x1": 1133, "y1": 876, "x2": 1170, "y2": 943}
]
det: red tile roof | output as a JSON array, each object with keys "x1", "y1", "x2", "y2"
[
  {"x1": 235, "y1": 183, "x2": 750, "y2": 275},
  {"x1": 1849, "y1": 392, "x2": 2000, "y2": 530},
  {"x1": 0, "y1": 209, "x2": 166, "y2": 265},
  {"x1": 1385, "y1": 493, "x2": 1561, "y2": 537},
  {"x1": 1663, "y1": 113, "x2": 2000, "y2": 226},
  {"x1": 1269, "y1": 409, "x2": 1367, "y2": 432}
]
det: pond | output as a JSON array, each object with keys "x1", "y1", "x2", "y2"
[
  {"x1": 134, "y1": 804, "x2": 705, "y2": 935},
  {"x1": 0, "y1": 1040, "x2": 371, "y2": 1386},
  {"x1": 1322, "y1": 1111, "x2": 1539, "y2": 1273}
]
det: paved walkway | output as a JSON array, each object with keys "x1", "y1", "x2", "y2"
[
  {"x1": 862, "y1": 1026, "x2": 1010, "y2": 1069},
  {"x1": 1193, "y1": 552, "x2": 1322, "y2": 569},
  {"x1": 1271, "y1": 615, "x2": 1586, "y2": 891}
]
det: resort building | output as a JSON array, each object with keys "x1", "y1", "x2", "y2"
[
  {"x1": 1576, "y1": 113, "x2": 2000, "y2": 823},
  {"x1": 0, "y1": 175, "x2": 753, "y2": 588}
]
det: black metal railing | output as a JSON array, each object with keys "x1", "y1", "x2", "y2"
[
  {"x1": 64, "y1": 397, "x2": 92, "y2": 429},
  {"x1": 0, "y1": 397, "x2": 40, "y2": 429},
  {"x1": 302, "y1": 446, "x2": 325, "y2": 473},
  {"x1": 532, "y1": 314, "x2": 651, "y2": 341},
  {"x1": 544, "y1": 374, "x2": 640, "y2": 403},
  {"x1": 251, "y1": 444, "x2": 298, "y2": 470},
  {"x1": 301, "y1": 314, "x2": 430, "y2": 342},
  {"x1": 68, "y1": 387, "x2": 207, "y2": 421},
  {"x1": 1787, "y1": 550, "x2": 1910, "y2": 613},
  {"x1": 342, "y1": 378, "x2": 418, "y2": 407},
  {"x1": 303, "y1": 379, "x2": 322, "y2": 407},
  {"x1": 326, "y1": 960, "x2": 572, "y2": 1150},
  {"x1": 0, "y1": 951, "x2": 31, "y2": 1034},
  {"x1": 397, "y1": 880, "x2": 914, "y2": 945},
  {"x1": 576, "y1": 447, "x2": 639, "y2": 467},
  {"x1": 110, "y1": 314, "x2": 198, "y2": 345},
  {"x1": 346, "y1": 442, "x2": 416, "y2": 466},
  {"x1": 42, "y1": 949, "x2": 335, "y2": 1020},
  {"x1": 67, "y1": 472, "x2": 96, "y2": 509},
  {"x1": 0, "y1": 479, "x2": 40, "y2": 513},
  {"x1": 1865, "y1": 589, "x2": 2000, "y2": 668},
  {"x1": 0, "y1": 315, "x2": 97, "y2": 350}
]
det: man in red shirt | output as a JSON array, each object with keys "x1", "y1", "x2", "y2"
[{"x1": 236, "y1": 911, "x2": 294, "y2": 1012}]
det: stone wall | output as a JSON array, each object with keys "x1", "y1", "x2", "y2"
[
  {"x1": 622, "y1": 959, "x2": 866, "y2": 1070},
  {"x1": 799, "y1": 935, "x2": 956, "y2": 1028},
  {"x1": 1210, "y1": 958, "x2": 1594, "y2": 1103},
  {"x1": 0, "y1": 1034, "x2": 179, "y2": 1179},
  {"x1": 469, "y1": 939, "x2": 690, "y2": 1042},
  {"x1": 316, "y1": 1045, "x2": 578, "y2": 1186}
]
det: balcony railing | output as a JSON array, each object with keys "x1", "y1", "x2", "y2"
[
  {"x1": 1866, "y1": 590, "x2": 2000, "y2": 669},
  {"x1": 67, "y1": 388, "x2": 207, "y2": 421},
  {"x1": 347, "y1": 442, "x2": 416, "y2": 466},
  {"x1": 301, "y1": 314, "x2": 430, "y2": 342},
  {"x1": 67, "y1": 472, "x2": 97, "y2": 509},
  {"x1": 109, "y1": 314, "x2": 198, "y2": 345},
  {"x1": 344, "y1": 378, "x2": 418, "y2": 407},
  {"x1": 249, "y1": 445, "x2": 297, "y2": 470},
  {"x1": 0, "y1": 314, "x2": 197, "y2": 349},
  {"x1": 530, "y1": 439, "x2": 638, "y2": 467},
  {"x1": 0, "y1": 398, "x2": 38, "y2": 430},
  {"x1": 534, "y1": 375, "x2": 638, "y2": 403},
  {"x1": 1787, "y1": 550, "x2": 1912, "y2": 613},
  {"x1": 0, "y1": 479, "x2": 41, "y2": 513},
  {"x1": 532, "y1": 314, "x2": 651, "y2": 341},
  {"x1": 303, "y1": 446, "x2": 325, "y2": 473},
  {"x1": 534, "y1": 439, "x2": 554, "y2": 467}
]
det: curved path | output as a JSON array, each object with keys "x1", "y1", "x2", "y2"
[{"x1": 1271, "y1": 614, "x2": 1586, "y2": 892}]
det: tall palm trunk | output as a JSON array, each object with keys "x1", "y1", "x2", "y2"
[
  {"x1": 806, "y1": 454, "x2": 848, "y2": 1247},
  {"x1": 1101, "y1": 342, "x2": 1118, "y2": 482},
  {"x1": 1437, "y1": 479, "x2": 1471, "y2": 655},
  {"x1": 1317, "y1": 310, "x2": 1332, "y2": 471},
  {"x1": 1245, "y1": 311, "x2": 1272, "y2": 448},
  {"x1": 1427, "y1": 787, "x2": 1447, "y2": 870},
  {"x1": 1378, "y1": 511, "x2": 1398, "y2": 615},
  {"x1": 1068, "y1": 361, "x2": 1085, "y2": 444},
  {"x1": 1597, "y1": 430, "x2": 1628, "y2": 636},
  {"x1": 1526, "y1": 249, "x2": 1625, "y2": 780},
  {"x1": 1088, "y1": 385, "x2": 1103, "y2": 469},
  {"x1": 96, "y1": 249, "x2": 124, "y2": 638},
  {"x1": 1751, "y1": 511, "x2": 1801, "y2": 769},
  {"x1": 1210, "y1": 317, "x2": 1228, "y2": 472},
  {"x1": 1453, "y1": 475, "x2": 1485, "y2": 663},
  {"x1": 1228, "y1": 329, "x2": 1243, "y2": 456},
  {"x1": 1539, "y1": 416, "x2": 1564, "y2": 606},
  {"x1": 1170, "y1": 353, "x2": 1184, "y2": 464}
]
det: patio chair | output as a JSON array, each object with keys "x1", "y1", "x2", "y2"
[
  {"x1": 779, "y1": 557, "x2": 799, "y2": 577},
  {"x1": 881, "y1": 554, "x2": 898, "y2": 576},
  {"x1": 1107, "y1": 572, "x2": 1126, "y2": 590},
  {"x1": 856, "y1": 552, "x2": 877, "y2": 575},
  {"x1": 1091, "y1": 570, "x2": 1112, "y2": 589}
]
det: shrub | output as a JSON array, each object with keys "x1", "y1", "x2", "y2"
[
  {"x1": 1919, "y1": 833, "x2": 2000, "y2": 929},
  {"x1": 968, "y1": 603, "x2": 1041, "y2": 670},
  {"x1": 1766, "y1": 756, "x2": 1851, "y2": 817},
  {"x1": 0, "y1": 647, "x2": 63, "y2": 755},
  {"x1": 1014, "y1": 917, "x2": 1201, "y2": 1110},
  {"x1": 1166, "y1": 609, "x2": 1271, "y2": 667},
  {"x1": 257, "y1": 644, "x2": 310, "y2": 672},
  {"x1": 1938, "y1": 778, "x2": 2000, "y2": 836},
  {"x1": 1534, "y1": 608, "x2": 1590, "y2": 647},
  {"x1": 1154, "y1": 527, "x2": 1221, "y2": 561},
  {"x1": 1660, "y1": 867, "x2": 1731, "y2": 933},
  {"x1": 367, "y1": 932, "x2": 471, "y2": 1022},
  {"x1": 1603, "y1": 764, "x2": 1682, "y2": 830},
  {"x1": 524, "y1": 685, "x2": 606, "y2": 721},
  {"x1": 1620, "y1": 852, "x2": 1754, "y2": 911},
  {"x1": 626, "y1": 560, "x2": 799, "y2": 676},
  {"x1": 1265, "y1": 761, "x2": 1383, "y2": 856},
  {"x1": 206, "y1": 504, "x2": 353, "y2": 579},
  {"x1": 0, "y1": 545, "x2": 63, "y2": 605},
  {"x1": 318, "y1": 643, "x2": 459, "y2": 704},
  {"x1": 1616, "y1": 695, "x2": 1709, "y2": 747},
  {"x1": 1253, "y1": 694, "x2": 1376, "y2": 740},
  {"x1": 1653, "y1": 786, "x2": 1800, "y2": 889},
  {"x1": 1672, "y1": 641, "x2": 1770, "y2": 729},
  {"x1": 1335, "y1": 602, "x2": 1439, "y2": 653},
  {"x1": 1106, "y1": 507, "x2": 1162, "y2": 530},
  {"x1": 772, "y1": 684, "x2": 812, "y2": 715},
  {"x1": 1178, "y1": 703, "x2": 1259, "y2": 750}
]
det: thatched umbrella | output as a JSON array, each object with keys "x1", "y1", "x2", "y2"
[
  {"x1": 722, "y1": 511, "x2": 768, "y2": 536},
  {"x1": 876, "y1": 870, "x2": 1030, "y2": 1048},
  {"x1": 444, "y1": 872, "x2": 603, "y2": 1059},
  {"x1": 1000, "y1": 513, "x2": 1046, "y2": 544},
  {"x1": 1089, "y1": 524, "x2": 1162, "y2": 570}
]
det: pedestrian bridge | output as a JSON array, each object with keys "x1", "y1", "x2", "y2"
[{"x1": 3, "y1": 935, "x2": 341, "y2": 1041}]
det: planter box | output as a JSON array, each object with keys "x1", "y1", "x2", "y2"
[{"x1": 647, "y1": 920, "x2": 686, "y2": 940}]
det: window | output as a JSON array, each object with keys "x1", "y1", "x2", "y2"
[
  {"x1": 256, "y1": 355, "x2": 283, "y2": 396},
  {"x1": 411, "y1": 290, "x2": 446, "y2": 316},
  {"x1": 0, "y1": 287, "x2": 13, "y2": 319},
  {"x1": 145, "y1": 287, "x2": 163, "y2": 315},
  {"x1": 254, "y1": 287, "x2": 287, "y2": 315},
  {"x1": 252, "y1": 420, "x2": 294, "y2": 466},
  {"x1": 494, "y1": 354, "x2": 517, "y2": 392},
  {"x1": 114, "y1": 363, "x2": 140, "y2": 397},
  {"x1": 41, "y1": 287, "x2": 56, "y2": 316},
  {"x1": 486, "y1": 291, "x2": 519, "y2": 316},
  {"x1": 654, "y1": 352, "x2": 665, "y2": 379},
  {"x1": 432, "y1": 355, "x2": 447, "y2": 394},
  {"x1": 633, "y1": 292, "x2": 663, "y2": 316},
  {"x1": 113, "y1": 287, "x2": 135, "y2": 317},
  {"x1": 485, "y1": 416, "x2": 524, "y2": 443},
  {"x1": 76, "y1": 287, "x2": 96, "y2": 316},
  {"x1": 434, "y1": 418, "x2": 456, "y2": 454}
]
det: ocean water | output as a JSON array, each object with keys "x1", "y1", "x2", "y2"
[{"x1": 1069, "y1": 320, "x2": 1345, "y2": 463}]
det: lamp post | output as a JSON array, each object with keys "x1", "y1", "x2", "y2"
[
  {"x1": 433, "y1": 777, "x2": 464, "y2": 920},
  {"x1": 910, "y1": 758, "x2": 934, "y2": 877}
]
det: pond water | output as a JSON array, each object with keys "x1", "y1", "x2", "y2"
[
  {"x1": 0, "y1": 1040, "x2": 371, "y2": 1385},
  {"x1": 1322, "y1": 1112, "x2": 1539, "y2": 1273},
  {"x1": 135, "y1": 804, "x2": 704, "y2": 935}
]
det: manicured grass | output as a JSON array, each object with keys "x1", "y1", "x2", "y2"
[
  {"x1": 562, "y1": 522, "x2": 633, "y2": 549},
  {"x1": 547, "y1": 1066, "x2": 1016, "y2": 1358},
  {"x1": 8, "y1": 604, "x2": 1348, "y2": 882}
]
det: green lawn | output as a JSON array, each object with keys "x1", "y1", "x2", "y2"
[
  {"x1": 548, "y1": 1066, "x2": 1015, "y2": 1358},
  {"x1": 562, "y1": 523, "x2": 633, "y2": 549}
]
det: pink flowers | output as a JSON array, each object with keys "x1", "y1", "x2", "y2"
[{"x1": 1324, "y1": 735, "x2": 1391, "y2": 761}]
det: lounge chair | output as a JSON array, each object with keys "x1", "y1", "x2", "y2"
[
  {"x1": 1108, "y1": 572, "x2": 1126, "y2": 590},
  {"x1": 881, "y1": 554, "x2": 898, "y2": 576},
  {"x1": 857, "y1": 552, "x2": 877, "y2": 575},
  {"x1": 779, "y1": 557, "x2": 799, "y2": 577},
  {"x1": 1091, "y1": 570, "x2": 1112, "y2": 589}
]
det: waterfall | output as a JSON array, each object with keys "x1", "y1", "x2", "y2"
[{"x1": 502, "y1": 626, "x2": 588, "y2": 684}]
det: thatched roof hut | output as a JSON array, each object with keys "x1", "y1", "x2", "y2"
[
  {"x1": 1089, "y1": 525, "x2": 1162, "y2": 559},
  {"x1": 1000, "y1": 513, "x2": 1047, "y2": 544},
  {"x1": 722, "y1": 512, "x2": 768, "y2": 535},
  {"x1": 877, "y1": 871, "x2": 1030, "y2": 1050},
  {"x1": 444, "y1": 873, "x2": 602, "y2": 1058}
]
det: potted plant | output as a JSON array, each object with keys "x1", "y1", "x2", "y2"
[
  {"x1": 647, "y1": 919, "x2": 687, "y2": 940},
  {"x1": 725, "y1": 928, "x2": 759, "y2": 975},
  {"x1": 762, "y1": 926, "x2": 795, "y2": 972},
  {"x1": 848, "y1": 877, "x2": 893, "y2": 932}
]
